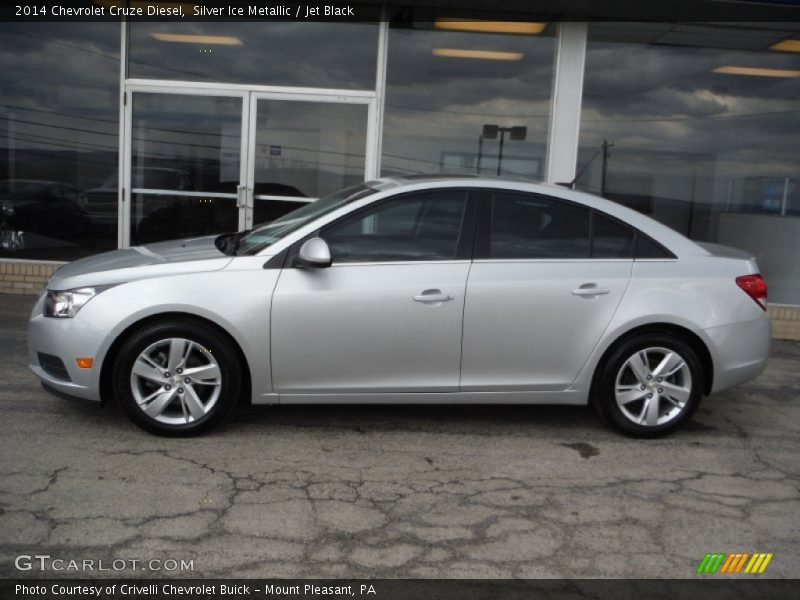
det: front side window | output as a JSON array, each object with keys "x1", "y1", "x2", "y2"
[
  {"x1": 322, "y1": 190, "x2": 468, "y2": 263},
  {"x1": 487, "y1": 192, "x2": 591, "y2": 259}
]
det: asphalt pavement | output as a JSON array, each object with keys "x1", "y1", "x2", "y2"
[{"x1": 1, "y1": 293, "x2": 799, "y2": 578}]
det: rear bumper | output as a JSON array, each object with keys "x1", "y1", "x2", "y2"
[{"x1": 705, "y1": 315, "x2": 772, "y2": 394}]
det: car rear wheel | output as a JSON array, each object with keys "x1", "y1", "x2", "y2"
[
  {"x1": 594, "y1": 333, "x2": 703, "y2": 437},
  {"x1": 113, "y1": 318, "x2": 241, "y2": 436}
]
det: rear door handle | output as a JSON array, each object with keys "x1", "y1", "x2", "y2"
[
  {"x1": 572, "y1": 284, "x2": 610, "y2": 297},
  {"x1": 413, "y1": 289, "x2": 454, "y2": 303}
]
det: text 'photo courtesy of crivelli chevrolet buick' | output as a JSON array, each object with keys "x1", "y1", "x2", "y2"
[{"x1": 27, "y1": 177, "x2": 771, "y2": 436}]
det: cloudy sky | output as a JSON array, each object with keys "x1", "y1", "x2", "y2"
[{"x1": 577, "y1": 23, "x2": 800, "y2": 207}]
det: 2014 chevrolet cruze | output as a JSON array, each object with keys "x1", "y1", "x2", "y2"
[{"x1": 28, "y1": 177, "x2": 771, "y2": 437}]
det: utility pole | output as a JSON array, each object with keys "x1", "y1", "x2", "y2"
[
  {"x1": 477, "y1": 135, "x2": 484, "y2": 174},
  {"x1": 601, "y1": 138, "x2": 614, "y2": 197},
  {"x1": 496, "y1": 130, "x2": 505, "y2": 176}
]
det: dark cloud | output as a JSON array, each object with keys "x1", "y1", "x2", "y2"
[{"x1": 382, "y1": 26, "x2": 555, "y2": 176}]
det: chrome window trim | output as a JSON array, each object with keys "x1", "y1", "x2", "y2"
[
  {"x1": 472, "y1": 258, "x2": 634, "y2": 264},
  {"x1": 328, "y1": 260, "x2": 472, "y2": 268}
]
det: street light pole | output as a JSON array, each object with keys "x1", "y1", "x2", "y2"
[{"x1": 481, "y1": 124, "x2": 527, "y2": 178}]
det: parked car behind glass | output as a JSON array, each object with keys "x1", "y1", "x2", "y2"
[{"x1": 0, "y1": 180, "x2": 90, "y2": 252}]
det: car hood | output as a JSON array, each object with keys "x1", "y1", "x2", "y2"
[{"x1": 48, "y1": 235, "x2": 233, "y2": 290}]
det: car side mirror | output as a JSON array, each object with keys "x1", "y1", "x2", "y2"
[{"x1": 295, "y1": 237, "x2": 332, "y2": 269}]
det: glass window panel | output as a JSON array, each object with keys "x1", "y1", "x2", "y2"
[
  {"x1": 577, "y1": 22, "x2": 800, "y2": 303},
  {"x1": 323, "y1": 190, "x2": 468, "y2": 262},
  {"x1": 0, "y1": 23, "x2": 119, "y2": 260},
  {"x1": 128, "y1": 22, "x2": 379, "y2": 90},
  {"x1": 132, "y1": 94, "x2": 242, "y2": 193},
  {"x1": 381, "y1": 15, "x2": 556, "y2": 179},
  {"x1": 488, "y1": 193, "x2": 590, "y2": 259},
  {"x1": 253, "y1": 100, "x2": 367, "y2": 200},
  {"x1": 130, "y1": 94, "x2": 242, "y2": 245},
  {"x1": 131, "y1": 192, "x2": 237, "y2": 246}
]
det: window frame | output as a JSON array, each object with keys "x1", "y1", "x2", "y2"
[{"x1": 286, "y1": 187, "x2": 480, "y2": 267}]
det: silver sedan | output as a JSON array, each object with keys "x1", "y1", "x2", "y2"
[{"x1": 27, "y1": 177, "x2": 771, "y2": 436}]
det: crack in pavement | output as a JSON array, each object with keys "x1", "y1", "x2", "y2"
[{"x1": 1, "y1": 295, "x2": 799, "y2": 577}]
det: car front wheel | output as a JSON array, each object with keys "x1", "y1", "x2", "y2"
[
  {"x1": 595, "y1": 333, "x2": 703, "y2": 437},
  {"x1": 113, "y1": 318, "x2": 241, "y2": 436}
]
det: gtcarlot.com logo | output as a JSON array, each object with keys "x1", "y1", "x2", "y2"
[
  {"x1": 697, "y1": 552, "x2": 773, "y2": 574},
  {"x1": 14, "y1": 554, "x2": 194, "y2": 572}
]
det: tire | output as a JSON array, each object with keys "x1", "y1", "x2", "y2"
[
  {"x1": 113, "y1": 318, "x2": 241, "y2": 436},
  {"x1": 593, "y1": 332, "x2": 703, "y2": 438}
]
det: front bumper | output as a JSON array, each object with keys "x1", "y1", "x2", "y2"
[
  {"x1": 705, "y1": 314, "x2": 772, "y2": 394},
  {"x1": 27, "y1": 293, "x2": 106, "y2": 402}
]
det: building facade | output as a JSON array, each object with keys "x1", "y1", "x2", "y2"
[{"x1": 1, "y1": 12, "x2": 799, "y2": 334}]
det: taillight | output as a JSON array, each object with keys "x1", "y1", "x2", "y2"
[{"x1": 736, "y1": 274, "x2": 767, "y2": 310}]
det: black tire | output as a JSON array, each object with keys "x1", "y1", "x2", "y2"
[
  {"x1": 113, "y1": 317, "x2": 241, "y2": 436},
  {"x1": 593, "y1": 332, "x2": 703, "y2": 438}
]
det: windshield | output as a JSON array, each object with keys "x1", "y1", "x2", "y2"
[{"x1": 236, "y1": 183, "x2": 374, "y2": 255}]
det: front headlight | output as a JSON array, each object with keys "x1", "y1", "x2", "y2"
[{"x1": 44, "y1": 287, "x2": 101, "y2": 318}]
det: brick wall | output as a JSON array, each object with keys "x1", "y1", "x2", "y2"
[
  {"x1": 0, "y1": 260, "x2": 63, "y2": 295},
  {"x1": 2, "y1": 259, "x2": 800, "y2": 341},
  {"x1": 768, "y1": 305, "x2": 800, "y2": 342}
]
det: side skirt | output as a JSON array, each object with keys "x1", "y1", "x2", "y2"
[{"x1": 254, "y1": 390, "x2": 588, "y2": 406}]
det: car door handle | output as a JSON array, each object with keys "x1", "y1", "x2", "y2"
[
  {"x1": 572, "y1": 284, "x2": 610, "y2": 297},
  {"x1": 413, "y1": 289, "x2": 454, "y2": 303}
]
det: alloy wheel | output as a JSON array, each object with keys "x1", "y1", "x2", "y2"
[
  {"x1": 614, "y1": 346, "x2": 693, "y2": 427},
  {"x1": 129, "y1": 337, "x2": 222, "y2": 425}
]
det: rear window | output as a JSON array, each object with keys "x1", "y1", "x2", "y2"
[{"x1": 635, "y1": 233, "x2": 675, "y2": 259}]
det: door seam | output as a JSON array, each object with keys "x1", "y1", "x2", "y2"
[{"x1": 457, "y1": 260, "x2": 474, "y2": 392}]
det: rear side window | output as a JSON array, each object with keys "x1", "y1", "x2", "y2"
[
  {"x1": 592, "y1": 212, "x2": 635, "y2": 258},
  {"x1": 488, "y1": 192, "x2": 590, "y2": 259},
  {"x1": 635, "y1": 233, "x2": 675, "y2": 259}
]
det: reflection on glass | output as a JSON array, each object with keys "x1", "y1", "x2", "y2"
[
  {"x1": 130, "y1": 94, "x2": 242, "y2": 245},
  {"x1": 132, "y1": 193, "x2": 237, "y2": 246},
  {"x1": 253, "y1": 100, "x2": 367, "y2": 200},
  {"x1": 576, "y1": 23, "x2": 800, "y2": 303},
  {"x1": 381, "y1": 16, "x2": 556, "y2": 179},
  {"x1": 0, "y1": 23, "x2": 119, "y2": 260},
  {"x1": 128, "y1": 22, "x2": 379, "y2": 90}
]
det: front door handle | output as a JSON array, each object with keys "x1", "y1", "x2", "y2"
[
  {"x1": 413, "y1": 289, "x2": 454, "y2": 303},
  {"x1": 572, "y1": 284, "x2": 610, "y2": 297}
]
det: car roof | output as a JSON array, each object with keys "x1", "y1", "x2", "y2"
[{"x1": 367, "y1": 174, "x2": 533, "y2": 190}]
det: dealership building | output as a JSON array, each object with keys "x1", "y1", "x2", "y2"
[{"x1": 1, "y1": 2, "x2": 799, "y2": 338}]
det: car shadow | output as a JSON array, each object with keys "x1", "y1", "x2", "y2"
[{"x1": 226, "y1": 401, "x2": 602, "y2": 436}]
